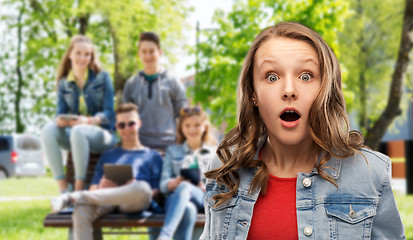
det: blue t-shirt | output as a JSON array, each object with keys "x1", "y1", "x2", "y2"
[{"x1": 91, "y1": 147, "x2": 163, "y2": 189}]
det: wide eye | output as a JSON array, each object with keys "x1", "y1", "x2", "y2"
[
  {"x1": 265, "y1": 73, "x2": 279, "y2": 83},
  {"x1": 299, "y1": 73, "x2": 312, "y2": 82}
]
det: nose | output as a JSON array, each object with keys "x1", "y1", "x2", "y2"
[{"x1": 282, "y1": 77, "x2": 297, "y2": 100}]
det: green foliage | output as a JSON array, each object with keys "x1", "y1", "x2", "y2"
[
  {"x1": 338, "y1": 0, "x2": 405, "y2": 134},
  {"x1": 0, "y1": 0, "x2": 191, "y2": 134},
  {"x1": 191, "y1": 0, "x2": 349, "y2": 130}
]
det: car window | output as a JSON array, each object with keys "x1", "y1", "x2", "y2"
[
  {"x1": 0, "y1": 138, "x2": 10, "y2": 151},
  {"x1": 16, "y1": 136, "x2": 41, "y2": 150}
]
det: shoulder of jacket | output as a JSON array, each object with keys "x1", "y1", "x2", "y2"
[
  {"x1": 95, "y1": 70, "x2": 109, "y2": 78},
  {"x1": 358, "y1": 148, "x2": 391, "y2": 172},
  {"x1": 338, "y1": 148, "x2": 391, "y2": 191},
  {"x1": 159, "y1": 70, "x2": 179, "y2": 82},
  {"x1": 166, "y1": 144, "x2": 186, "y2": 155},
  {"x1": 208, "y1": 154, "x2": 223, "y2": 172},
  {"x1": 125, "y1": 72, "x2": 143, "y2": 84}
]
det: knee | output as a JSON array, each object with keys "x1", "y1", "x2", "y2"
[
  {"x1": 131, "y1": 181, "x2": 152, "y2": 205},
  {"x1": 70, "y1": 125, "x2": 89, "y2": 142},
  {"x1": 132, "y1": 180, "x2": 152, "y2": 195},
  {"x1": 41, "y1": 122, "x2": 58, "y2": 140},
  {"x1": 176, "y1": 181, "x2": 193, "y2": 193},
  {"x1": 72, "y1": 205, "x2": 94, "y2": 226},
  {"x1": 183, "y1": 203, "x2": 197, "y2": 223}
]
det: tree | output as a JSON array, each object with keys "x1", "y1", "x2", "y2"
[
  {"x1": 338, "y1": 0, "x2": 405, "y2": 137},
  {"x1": 0, "y1": 0, "x2": 191, "y2": 134},
  {"x1": 365, "y1": 0, "x2": 413, "y2": 149},
  {"x1": 192, "y1": 0, "x2": 349, "y2": 129}
]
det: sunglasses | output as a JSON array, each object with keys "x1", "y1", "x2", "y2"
[
  {"x1": 180, "y1": 107, "x2": 201, "y2": 116},
  {"x1": 116, "y1": 121, "x2": 136, "y2": 129}
]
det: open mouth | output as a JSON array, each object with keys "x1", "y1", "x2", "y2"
[{"x1": 280, "y1": 110, "x2": 301, "y2": 122}]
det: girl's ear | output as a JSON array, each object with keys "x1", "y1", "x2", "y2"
[{"x1": 252, "y1": 92, "x2": 258, "y2": 106}]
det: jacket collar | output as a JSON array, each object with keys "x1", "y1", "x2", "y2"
[
  {"x1": 182, "y1": 141, "x2": 213, "y2": 155},
  {"x1": 251, "y1": 135, "x2": 341, "y2": 179},
  {"x1": 66, "y1": 69, "x2": 95, "y2": 85}
]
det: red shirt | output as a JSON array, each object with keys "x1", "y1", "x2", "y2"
[{"x1": 247, "y1": 174, "x2": 298, "y2": 240}]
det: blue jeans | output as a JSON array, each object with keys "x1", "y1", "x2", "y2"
[
  {"x1": 158, "y1": 182, "x2": 205, "y2": 240},
  {"x1": 41, "y1": 122, "x2": 116, "y2": 181}
]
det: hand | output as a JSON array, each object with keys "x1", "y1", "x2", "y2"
[
  {"x1": 152, "y1": 189, "x2": 160, "y2": 198},
  {"x1": 98, "y1": 176, "x2": 118, "y2": 189},
  {"x1": 70, "y1": 116, "x2": 88, "y2": 126},
  {"x1": 197, "y1": 181, "x2": 206, "y2": 193},
  {"x1": 56, "y1": 117, "x2": 69, "y2": 127},
  {"x1": 88, "y1": 116, "x2": 101, "y2": 125},
  {"x1": 167, "y1": 176, "x2": 186, "y2": 192},
  {"x1": 126, "y1": 179, "x2": 135, "y2": 185}
]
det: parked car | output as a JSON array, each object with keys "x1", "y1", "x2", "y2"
[
  {"x1": 0, "y1": 134, "x2": 45, "y2": 179},
  {"x1": 0, "y1": 136, "x2": 16, "y2": 179}
]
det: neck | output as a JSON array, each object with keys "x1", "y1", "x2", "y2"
[
  {"x1": 72, "y1": 67, "x2": 87, "y2": 85},
  {"x1": 262, "y1": 135, "x2": 318, "y2": 177},
  {"x1": 143, "y1": 66, "x2": 160, "y2": 76},
  {"x1": 187, "y1": 138, "x2": 203, "y2": 151},
  {"x1": 122, "y1": 139, "x2": 143, "y2": 150}
]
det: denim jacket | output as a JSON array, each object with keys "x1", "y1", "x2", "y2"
[
  {"x1": 160, "y1": 142, "x2": 216, "y2": 195},
  {"x1": 56, "y1": 69, "x2": 115, "y2": 131},
  {"x1": 201, "y1": 138, "x2": 406, "y2": 240}
]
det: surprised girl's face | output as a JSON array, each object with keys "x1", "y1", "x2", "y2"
[{"x1": 252, "y1": 37, "x2": 321, "y2": 146}]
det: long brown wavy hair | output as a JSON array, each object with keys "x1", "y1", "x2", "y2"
[
  {"x1": 56, "y1": 35, "x2": 101, "y2": 82},
  {"x1": 176, "y1": 106, "x2": 217, "y2": 146},
  {"x1": 205, "y1": 22, "x2": 364, "y2": 207}
]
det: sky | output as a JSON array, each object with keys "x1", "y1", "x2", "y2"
[{"x1": 174, "y1": 0, "x2": 233, "y2": 79}]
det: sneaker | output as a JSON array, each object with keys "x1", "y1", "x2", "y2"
[{"x1": 50, "y1": 193, "x2": 72, "y2": 213}]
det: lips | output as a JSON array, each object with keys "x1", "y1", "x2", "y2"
[{"x1": 280, "y1": 108, "x2": 301, "y2": 128}]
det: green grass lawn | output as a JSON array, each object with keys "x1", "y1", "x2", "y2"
[
  {"x1": 0, "y1": 177, "x2": 148, "y2": 240},
  {"x1": 1, "y1": 176, "x2": 412, "y2": 239}
]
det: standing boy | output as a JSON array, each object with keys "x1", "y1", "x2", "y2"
[{"x1": 123, "y1": 32, "x2": 187, "y2": 152}]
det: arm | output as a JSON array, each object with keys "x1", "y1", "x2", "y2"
[
  {"x1": 160, "y1": 147, "x2": 186, "y2": 194},
  {"x1": 93, "y1": 72, "x2": 115, "y2": 125},
  {"x1": 90, "y1": 154, "x2": 105, "y2": 188},
  {"x1": 371, "y1": 178, "x2": 406, "y2": 239},
  {"x1": 56, "y1": 80, "x2": 69, "y2": 115},
  {"x1": 159, "y1": 149, "x2": 173, "y2": 194},
  {"x1": 55, "y1": 81, "x2": 72, "y2": 127},
  {"x1": 122, "y1": 76, "x2": 133, "y2": 103},
  {"x1": 171, "y1": 78, "x2": 187, "y2": 119}
]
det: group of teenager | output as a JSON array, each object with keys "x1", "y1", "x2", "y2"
[
  {"x1": 43, "y1": 22, "x2": 406, "y2": 240},
  {"x1": 43, "y1": 32, "x2": 212, "y2": 240}
]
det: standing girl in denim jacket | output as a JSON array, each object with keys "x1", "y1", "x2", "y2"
[
  {"x1": 158, "y1": 106, "x2": 216, "y2": 240},
  {"x1": 42, "y1": 35, "x2": 117, "y2": 193},
  {"x1": 201, "y1": 22, "x2": 405, "y2": 240}
]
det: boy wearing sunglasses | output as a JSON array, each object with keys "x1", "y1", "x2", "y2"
[
  {"x1": 123, "y1": 32, "x2": 187, "y2": 152},
  {"x1": 50, "y1": 103, "x2": 163, "y2": 240}
]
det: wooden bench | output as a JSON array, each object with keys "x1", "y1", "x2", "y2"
[
  {"x1": 43, "y1": 152, "x2": 206, "y2": 239},
  {"x1": 43, "y1": 212, "x2": 206, "y2": 240}
]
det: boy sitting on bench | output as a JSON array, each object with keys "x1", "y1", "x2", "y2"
[{"x1": 51, "y1": 103, "x2": 163, "y2": 240}]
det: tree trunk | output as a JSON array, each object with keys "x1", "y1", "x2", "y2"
[
  {"x1": 107, "y1": 19, "x2": 126, "y2": 105},
  {"x1": 15, "y1": 3, "x2": 25, "y2": 133},
  {"x1": 365, "y1": 0, "x2": 413, "y2": 150},
  {"x1": 78, "y1": 14, "x2": 89, "y2": 35}
]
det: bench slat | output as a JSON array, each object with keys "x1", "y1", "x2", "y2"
[{"x1": 43, "y1": 213, "x2": 205, "y2": 228}]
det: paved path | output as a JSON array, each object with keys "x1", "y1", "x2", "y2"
[
  {"x1": 0, "y1": 178, "x2": 408, "y2": 202},
  {"x1": 392, "y1": 178, "x2": 407, "y2": 194},
  {"x1": 0, "y1": 196, "x2": 53, "y2": 202}
]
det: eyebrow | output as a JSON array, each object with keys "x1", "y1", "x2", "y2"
[{"x1": 258, "y1": 57, "x2": 319, "y2": 67}]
